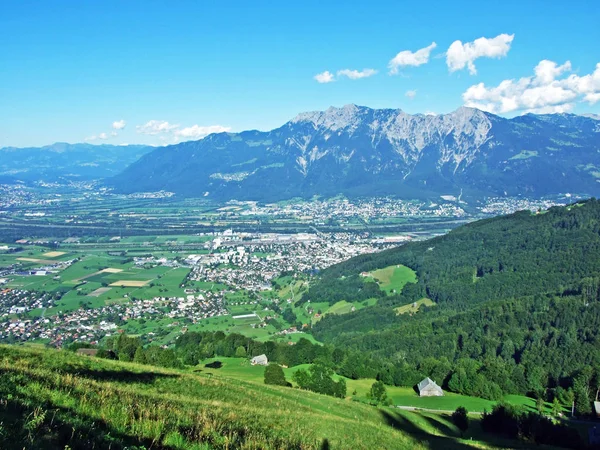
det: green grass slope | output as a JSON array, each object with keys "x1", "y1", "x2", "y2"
[
  {"x1": 0, "y1": 345, "x2": 545, "y2": 450},
  {"x1": 368, "y1": 264, "x2": 417, "y2": 294}
]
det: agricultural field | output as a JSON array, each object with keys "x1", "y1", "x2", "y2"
[{"x1": 2, "y1": 249, "x2": 192, "y2": 317}]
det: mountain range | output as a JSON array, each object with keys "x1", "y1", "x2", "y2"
[
  {"x1": 0, "y1": 143, "x2": 154, "y2": 181},
  {"x1": 109, "y1": 105, "x2": 600, "y2": 201},
  {"x1": 3, "y1": 106, "x2": 600, "y2": 201}
]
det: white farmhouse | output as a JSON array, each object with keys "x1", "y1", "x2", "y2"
[
  {"x1": 250, "y1": 354, "x2": 268, "y2": 366},
  {"x1": 417, "y1": 377, "x2": 444, "y2": 397}
]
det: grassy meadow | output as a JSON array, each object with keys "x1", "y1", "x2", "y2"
[
  {"x1": 367, "y1": 264, "x2": 417, "y2": 294},
  {"x1": 395, "y1": 298, "x2": 436, "y2": 315},
  {"x1": 195, "y1": 356, "x2": 550, "y2": 415},
  {"x1": 0, "y1": 344, "x2": 534, "y2": 450}
]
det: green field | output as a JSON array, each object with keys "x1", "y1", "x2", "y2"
[
  {"x1": 368, "y1": 264, "x2": 417, "y2": 294},
  {"x1": 395, "y1": 298, "x2": 436, "y2": 315},
  {"x1": 0, "y1": 344, "x2": 538, "y2": 450},
  {"x1": 1, "y1": 247, "x2": 192, "y2": 316},
  {"x1": 194, "y1": 356, "x2": 549, "y2": 414}
]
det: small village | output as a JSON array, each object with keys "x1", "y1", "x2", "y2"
[
  {"x1": 187, "y1": 230, "x2": 389, "y2": 292},
  {"x1": 0, "y1": 289, "x2": 228, "y2": 346}
]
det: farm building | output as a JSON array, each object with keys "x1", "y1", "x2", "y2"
[
  {"x1": 251, "y1": 354, "x2": 268, "y2": 366},
  {"x1": 417, "y1": 377, "x2": 444, "y2": 397},
  {"x1": 76, "y1": 348, "x2": 99, "y2": 357}
]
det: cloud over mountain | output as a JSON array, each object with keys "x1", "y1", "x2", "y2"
[
  {"x1": 388, "y1": 42, "x2": 437, "y2": 74},
  {"x1": 446, "y1": 33, "x2": 514, "y2": 75},
  {"x1": 463, "y1": 59, "x2": 600, "y2": 113}
]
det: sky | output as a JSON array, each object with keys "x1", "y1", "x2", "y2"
[{"x1": 1, "y1": 0, "x2": 599, "y2": 147}]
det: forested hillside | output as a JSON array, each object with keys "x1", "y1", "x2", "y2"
[{"x1": 311, "y1": 200, "x2": 600, "y2": 412}]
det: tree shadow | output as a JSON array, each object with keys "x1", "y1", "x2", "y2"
[
  {"x1": 205, "y1": 360, "x2": 223, "y2": 369},
  {"x1": 422, "y1": 414, "x2": 459, "y2": 437},
  {"x1": 61, "y1": 367, "x2": 180, "y2": 384},
  {"x1": 380, "y1": 409, "x2": 479, "y2": 450},
  {"x1": 381, "y1": 409, "x2": 427, "y2": 437},
  {"x1": 0, "y1": 398, "x2": 179, "y2": 450}
]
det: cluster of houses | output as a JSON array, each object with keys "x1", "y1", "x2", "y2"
[
  {"x1": 479, "y1": 196, "x2": 573, "y2": 216},
  {"x1": 234, "y1": 197, "x2": 467, "y2": 222},
  {"x1": 0, "y1": 291, "x2": 227, "y2": 346},
  {"x1": 0, "y1": 288, "x2": 55, "y2": 316},
  {"x1": 0, "y1": 257, "x2": 75, "y2": 280},
  {"x1": 187, "y1": 232, "x2": 386, "y2": 293}
]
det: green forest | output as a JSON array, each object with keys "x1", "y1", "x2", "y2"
[{"x1": 307, "y1": 200, "x2": 600, "y2": 414}]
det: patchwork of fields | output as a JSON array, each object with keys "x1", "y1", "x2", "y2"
[
  {"x1": 1, "y1": 241, "x2": 431, "y2": 349},
  {"x1": 3, "y1": 248, "x2": 192, "y2": 316}
]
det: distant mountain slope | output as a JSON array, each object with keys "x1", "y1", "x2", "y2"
[
  {"x1": 110, "y1": 105, "x2": 600, "y2": 201},
  {"x1": 0, "y1": 142, "x2": 154, "y2": 181}
]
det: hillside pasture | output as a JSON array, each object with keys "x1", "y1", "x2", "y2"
[
  {"x1": 367, "y1": 264, "x2": 417, "y2": 293},
  {"x1": 2, "y1": 345, "x2": 550, "y2": 449},
  {"x1": 395, "y1": 298, "x2": 436, "y2": 315},
  {"x1": 196, "y1": 356, "x2": 550, "y2": 415}
]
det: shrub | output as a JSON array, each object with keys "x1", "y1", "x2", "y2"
[{"x1": 451, "y1": 406, "x2": 469, "y2": 437}]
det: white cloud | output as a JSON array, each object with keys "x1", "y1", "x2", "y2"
[
  {"x1": 135, "y1": 120, "x2": 231, "y2": 142},
  {"x1": 136, "y1": 120, "x2": 180, "y2": 135},
  {"x1": 405, "y1": 90, "x2": 417, "y2": 99},
  {"x1": 111, "y1": 131, "x2": 118, "y2": 137},
  {"x1": 388, "y1": 42, "x2": 437, "y2": 74},
  {"x1": 447, "y1": 33, "x2": 514, "y2": 75},
  {"x1": 174, "y1": 125, "x2": 231, "y2": 140},
  {"x1": 112, "y1": 119, "x2": 126, "y2": 130},
  {"x1": 314, "y1": 71, "x2": 335, "y2": 83},
  {"x1": 585, "y1": 92, "x2": 600, "y2": 104},
  {"x1": 85, "y1": 132, "x2": 110, "y2": 142},
  {"x1": 462, "y1": 59, "x2": 600, "y2": 114},
  {"x1": 424, "y1": 111, "x2": 437, "y2": 116},
  {"x1": 534, "y1": 60, "x2": 571, "y2": 85},
  {"x1": 336, "y1": 68, "x2": 377, "y2": 80}
]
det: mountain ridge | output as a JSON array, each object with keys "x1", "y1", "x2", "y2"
[
  {"x1": 0, "y1": 142, "x2": 155, "y2": 181},
  {"x1": 106, "y1": 105, "x2": 600, "y2": 201}
]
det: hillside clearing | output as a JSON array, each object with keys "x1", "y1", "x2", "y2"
[
  {"x1": 395, "y1": 298, "x2": 436, "y2": 315},
  {"x1": 368, "y1": 264, "x2": 417, "y2": 293}
]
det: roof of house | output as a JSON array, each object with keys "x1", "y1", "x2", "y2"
[
  {"x1": 417, "y1": 377, "x2": 442, "y2": 392},
  {"x1": 76, "y1": 348, "x2": 98, "y2": 356},
  {"x1": 251, "y1": 354, "x2": 268, "y2": 362}
]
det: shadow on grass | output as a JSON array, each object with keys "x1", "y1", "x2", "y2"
[
  {"x1": 422, "y1": 414, "x2": 459, "y2": 437},
  {"x1": 0, "y1": 398, "x2": 178, "y2": 450},
  {"x1": 380, "y1": 409, "x2": 477, "y2": 450},
  {"x1": 61, "y1": 366, "x2": 180, "y2": 384}
]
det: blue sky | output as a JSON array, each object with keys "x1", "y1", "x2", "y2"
[{"x1": 1, "y1": 0, "x2": 599, "y2": 147}]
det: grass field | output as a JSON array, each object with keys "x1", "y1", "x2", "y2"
[
  {"x1": 4, "y1": 249, "x2": 191, "y2": 316},
  {"x1": 395, "y1": 298, "x2": 436, "y2": 315},
  {"x1": 0, "y1": 344, "x2": 528, "y2": 450},
  {"x1": 196, "y1": 356, "x2": 554, "y2": 415},
  {"x1": 368, "y1": 264, "x2": 417, "y2": 294}
]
